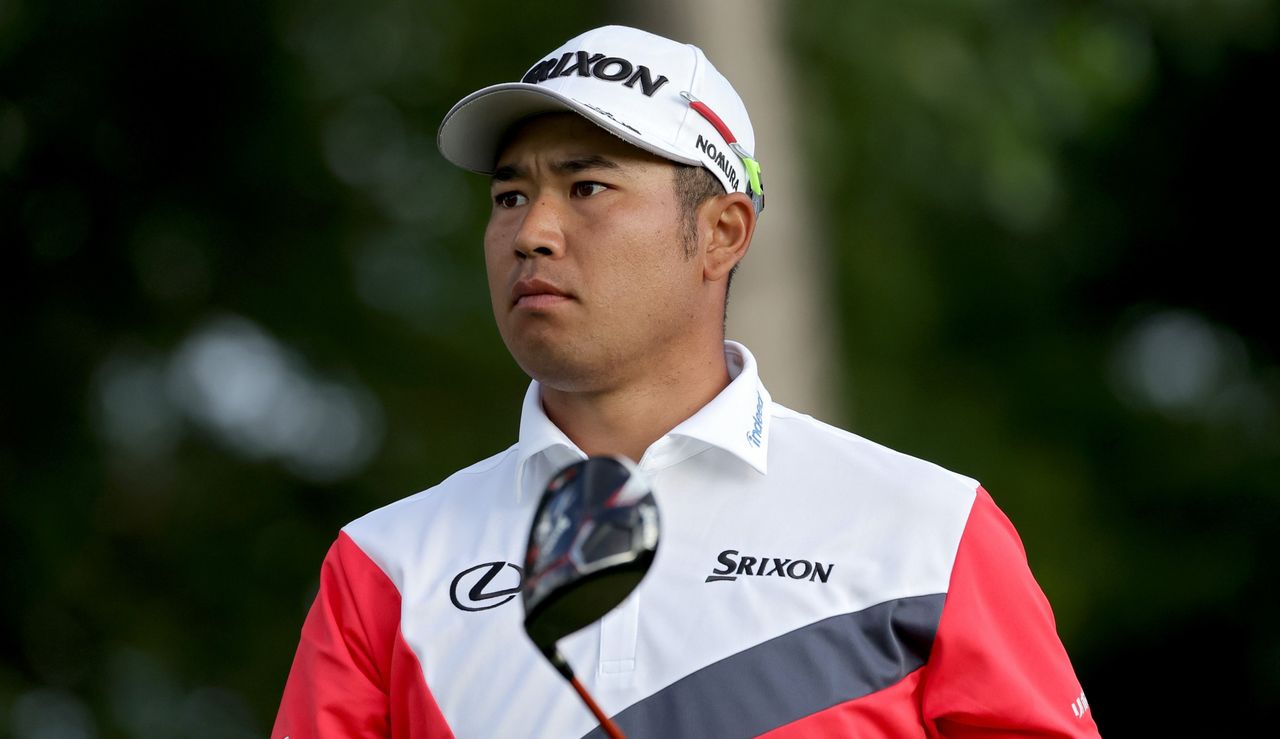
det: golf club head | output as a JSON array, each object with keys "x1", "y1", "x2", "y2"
[{"x1": 522, "y1": 456, "x2": 660, "y2": 655}]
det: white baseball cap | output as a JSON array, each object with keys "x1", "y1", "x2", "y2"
[{"x1": 437, "y1": 25, "x2": 764, "y2": 212}]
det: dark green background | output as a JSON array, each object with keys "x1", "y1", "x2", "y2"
[{"x1": 3, "y1": 0, "x2": 1276, "y2": 735}]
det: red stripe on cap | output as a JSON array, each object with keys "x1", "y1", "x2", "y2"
[{"x1": 687, "y1": 100, "x2": 739, "y2": 145}]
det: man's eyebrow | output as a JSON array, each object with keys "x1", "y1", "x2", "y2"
[
  {"x1": 490, "y1": 155, "x2": 620, "y2": 184},
  {"x1": 491, "y1": 164, "x2": 523, "y2": 183},
  {"x1": 552, "y1": 155, "x2": 620, "y2": 174}
]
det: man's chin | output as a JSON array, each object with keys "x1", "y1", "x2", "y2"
[{"x1": 511, "y1": 348, "x2": 605, "y2": 394}]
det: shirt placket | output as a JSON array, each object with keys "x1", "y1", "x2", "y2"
[
  {"x1": 592, "y1": 441, "x2": 680, "y2": 690},
  {"x1": 596, "y1": 591, "x2": 641, "y2": 689}
]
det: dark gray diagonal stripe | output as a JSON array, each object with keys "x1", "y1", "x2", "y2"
[{"x1": 582, "y1": 593, "x2": 943, "y2": 739}]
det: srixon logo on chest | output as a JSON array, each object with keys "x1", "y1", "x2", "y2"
[
  {"x1": 522, "y1": 51, "x2": 670, "y2": 97},
  {"x1": 705, "y1": 549, "x2": 834, "y2": 584}
]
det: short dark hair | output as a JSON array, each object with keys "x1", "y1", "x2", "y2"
[{"x1": 672, "y1": 164, "x2": 740, "y2": 325}]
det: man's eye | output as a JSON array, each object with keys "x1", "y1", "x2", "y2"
[
  {"x1": 494, "y1": 191, "x2": 527, "y2": 208},
  {"x1": 572, "y1": 182, "x2": 607, "y2": 198}
]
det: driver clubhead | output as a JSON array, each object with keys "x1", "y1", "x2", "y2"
[{"x1": 522, "y1": 456, "x2": 660, "y2": 655}]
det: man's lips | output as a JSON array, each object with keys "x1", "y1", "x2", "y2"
[{"x1": 511, "y1": 278, "x2": 573, "y2": 308}]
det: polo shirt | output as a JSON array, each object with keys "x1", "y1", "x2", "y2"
[{"x1": 273, "y1": 341, "x2": 1100, "y2": 738}]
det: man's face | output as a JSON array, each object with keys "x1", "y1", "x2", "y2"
[{"x1": 484, "y1": 113, "x2": 707, "y2": 392}]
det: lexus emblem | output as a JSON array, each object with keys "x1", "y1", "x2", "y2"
[{"x1": 449, "y1": 561, "x2": 524, "y2": 612}]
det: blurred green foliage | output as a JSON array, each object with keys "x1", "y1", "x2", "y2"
[
  {"x1": 1, "y1": 0, "x2": 1276, "y2": 736},
  {"x1": 791, "y1": 0, "x2": 1279, "y2": 732}
]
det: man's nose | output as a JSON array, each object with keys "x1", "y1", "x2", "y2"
[{"x1": 513, "y1": 197, "x2": 566, "y2": 259}]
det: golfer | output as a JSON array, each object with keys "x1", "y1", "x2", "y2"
[{"x1": 273, "y1": 25, "x2": 1100, "y2": 738}]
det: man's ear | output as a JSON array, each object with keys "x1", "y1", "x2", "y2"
[{"x1": 701, "y1": 192, "x2": 756, "y2": 282}]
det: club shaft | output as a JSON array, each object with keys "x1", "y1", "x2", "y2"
[{"x1": 568, "y1": 675, "x2": 626, "y2": 739}]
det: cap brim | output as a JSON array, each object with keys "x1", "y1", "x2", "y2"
[{"x1": 436, "y1": 82, "x2": 701, "y2": 174}]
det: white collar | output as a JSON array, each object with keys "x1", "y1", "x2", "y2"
[{"x1": 515, "y1": 341, "x2": 772, "y2": 498}]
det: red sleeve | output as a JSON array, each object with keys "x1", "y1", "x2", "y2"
[
  {"x1": 922, "y1": 487, "x2": 1100, "y2": 738},
  {"x1": 272, "y1": 531, "x2": 453, "y2": 739}
]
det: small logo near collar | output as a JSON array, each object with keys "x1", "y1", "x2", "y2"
[{"x1": 746, "y1": 390, "x2": 764, "y2": 448}]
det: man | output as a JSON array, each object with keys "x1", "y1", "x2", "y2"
[{"x1": 273, "y1": 25, "x2": 1100, "y2": 738}]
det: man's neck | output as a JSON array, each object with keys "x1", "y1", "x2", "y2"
[{"x1": 539, "y1": 342, "x2": 732, "y2": 464}]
